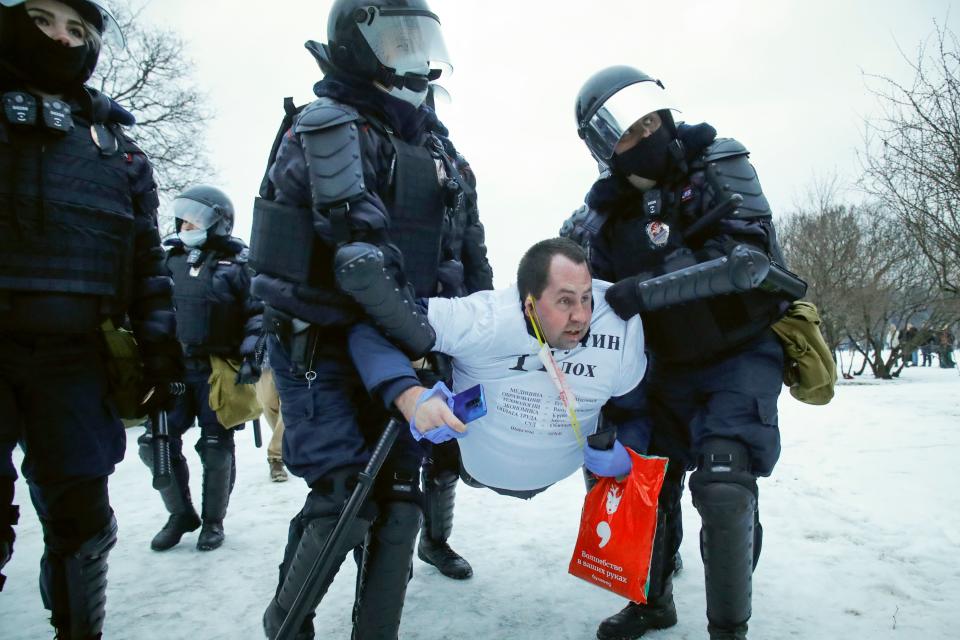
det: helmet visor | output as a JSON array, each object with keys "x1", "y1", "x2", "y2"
[
  {"x1": 0, "y1": 0, "x2": 125, "y2": 48},
  {"x1": 356, "y1": 7, "x2": 453, "y2": 78},
  {"x1": 173, "y1": 197, "x2": 219, "y2": 231},
  {"x1": 581, "y1": 80, "x2": 678, "y2": 160}
]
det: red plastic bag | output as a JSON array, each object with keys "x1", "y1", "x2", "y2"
[{"x1": 568, "y1": 449, "x2": 668, "y2": 603}]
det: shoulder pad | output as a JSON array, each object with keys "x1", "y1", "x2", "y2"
[
  {"x1": 236, "y1": 247, "x2": 250, "y2": 263},
  {"x1": 703, "y1": 138, "x2": 749, "y2": 162},
  {"x1": 293, "y1": 97, "x2": 361, "y2": 134},
  {"x1": 702, "y1": 140, "x2": 771, "y2": 219},
  {"x1": 296, "y1": 99, "x2": 367, "y2": 207},
  {"x1": 560, "y1": 205, "x2": 607, "y2": 249}
]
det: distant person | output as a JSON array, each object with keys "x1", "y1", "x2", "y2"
[
  {"x1": 901, "y1": 324, "x2": 919, "y2": 367},
  {"x1": 137, "y1": 186, "x2": 263, "y2": 552},
  {"x1": 921, "y1": 332, "x2": 934, "y2": 367},
  {"x1": 938, "y1": 327, "x2": 956, "y2": 368}
]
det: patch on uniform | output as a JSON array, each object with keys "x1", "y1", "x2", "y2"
[
  {"x1": 646, "y1": 220, "x2": 670, "y2": 247},
  {"x1": 681, "y1": 185, "x2": 695, "y2": 202}
]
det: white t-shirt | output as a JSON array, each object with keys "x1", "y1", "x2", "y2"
[{"x1": 428, "y1": 280, "x2": 646, "y2": 491}]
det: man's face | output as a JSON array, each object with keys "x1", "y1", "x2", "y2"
[{"x1": 526, "y1": 256, "x2": 593, "y2": 350}]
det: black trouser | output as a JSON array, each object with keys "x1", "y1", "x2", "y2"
[{"x1": 0, "y1": 332, "x2": 123, "y2": 632}]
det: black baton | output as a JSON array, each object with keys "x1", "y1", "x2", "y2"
[
  {"x1": 149, "y1": 382, "x2": 185, "y2": 491},
  {"x1": 253, "y1": 418, "x2": 263, "y2": 448}
]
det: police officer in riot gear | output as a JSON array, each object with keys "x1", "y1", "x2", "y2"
[
  {"x1": 0, "y1": 1, "x2": 182, "y2": 636},
  {"x1": 137, "y1": 185, "x2": 263, "y2": 553},
  {"x1": 251, "y1": 0, "x2": 492, "y2": 637},
  {"x1": 563, "y1": 65, "x2": 793, "y2": 640}
]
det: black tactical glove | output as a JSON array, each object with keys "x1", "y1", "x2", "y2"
[
  {"x1": 139, "y1": 378, "x2": 178, "y2": 415},
  {"x1": 139, "y1": 343, "x2": 184, "y2": 414},
  {"x1": 235, "y1": 355, "x2": 261, "y2": 385},
  {"x1": 605, "y1": 275, "x2": 644, "y2": 320}
]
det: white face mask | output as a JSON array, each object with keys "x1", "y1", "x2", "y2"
[
  {"x1": 178, "y1": 228, "x2": 207, "y2": 248},
  {"x1": 388, "y1": 85, "x2": 428, "y2": 107}
]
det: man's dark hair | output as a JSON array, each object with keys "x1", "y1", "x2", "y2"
[{"x1": 517, "y1": 237, "x2": 590, "y2": 300}]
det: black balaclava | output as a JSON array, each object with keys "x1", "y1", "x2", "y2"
[
  {"x1": 0, "y1": 6, "x2": 93, "y2": 93},
  {"x1": 609, "y1": 109, "x2": 679, "y2": 183}
]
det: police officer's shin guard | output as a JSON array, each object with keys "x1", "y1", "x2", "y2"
[
  {"x1": 418, "y1": 466, "x2": 472, "y2": 579},
  {"x1": 0, "y1": 476, "x2": 18, "y2": 591},
  {"x1": 263, "y1": 466, "x2": 375, "y2": 640},
  {"x1": 690, "y1": 438, "x2": 758, "y2": 640},
  {"x1": 352, "y1": 500, "x2": 423, "y2": 639},
  {"x1": 596, "y1": 504, "x2": 678, "y2": 640},
  {"x1": 41, "y1": 515, "x2": 118, "y2": 640},
  {"x1": 138, "y1": 434, "x2": 201, "y2": 551},
  {"x1": 196, "y1": 436, "x2": 235, "y2": 551}
]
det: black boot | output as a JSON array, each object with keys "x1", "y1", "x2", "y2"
[
  {"x1": 196, "y1": 436, "x2": 234, "y2": 551},
  {"x1": 152, "y1": 511, "x2": 202, "y2": 552},
  {"x1": 138, "y1": 435, "x2": 201, "y2": 551},
  {"x1": 596, "y1": 578, "x2": 677, "y2": 640},
  {"x1": 42, "y1": 516, "x2": 118, "y2": 640},
  {"x1": 263, "y1": 467, "x2": 374, "y2": 640},
  {"x1": 352, "y1": 500, "x2": 422, "y2": 639},
  {"x1": 418, "y1": 467, "x2": 472, "y2": 579}
]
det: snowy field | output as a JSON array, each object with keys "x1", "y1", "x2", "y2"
[{"x1": 2, "y1": 363, "x2": 959, "y2": 639}]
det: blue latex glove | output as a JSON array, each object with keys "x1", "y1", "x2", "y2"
[
  {"x1": 583, "y1": 440, "x2": 633, "y2": 477},
  {"x1": 409, "y1": 381, "x2": 467, "y2": 445}
]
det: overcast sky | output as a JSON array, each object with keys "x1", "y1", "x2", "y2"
[{"x1": 136, "y1": 0, "x2": 956, "y2": 284}]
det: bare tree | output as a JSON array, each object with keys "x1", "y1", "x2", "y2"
[
  {"x1": 91, "y1": 2, "x2": 213, "y2": 206},
  {"x1": 779, "y1": 175, "x2": 859, "y2": 354},
  {"x1": 861, "y1": 22, "x2": 960, "y2": 296},
  {"x1": 780, "y1": 195, "x2": 957, "y2": 379}
]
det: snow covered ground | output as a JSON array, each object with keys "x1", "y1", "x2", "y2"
[{"x1": 2, "y1": 363, "x2": 959, "y2": 639}]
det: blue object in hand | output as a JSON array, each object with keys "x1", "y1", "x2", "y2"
[
  {"x1": 409, "y1": 381, "x2": 468, "y2": 444},
  {"x1": 583, "y1": 440, "x2": 633, "y2": 477}
]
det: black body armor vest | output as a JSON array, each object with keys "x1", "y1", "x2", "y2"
[
  {"x1": 250, "y1": 97, "x2": 469, "y2": 324},
  {"x1": 168, "y1": 251, "x2": 243, "y2": 353},
  {"x1": 605, "y1": 173, "x2": 783, "y2": 364},
  {"x1": 0, "y1": 102, "x2": 135, "y2": 327}
]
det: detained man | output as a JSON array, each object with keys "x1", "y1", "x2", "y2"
[{"x1": 347, "y1": 237, "x2": 651, "y2": 498}]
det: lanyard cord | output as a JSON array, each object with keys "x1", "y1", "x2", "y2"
[{"x1": 526, "y1": 296, "x2": 585, "y2": 446}]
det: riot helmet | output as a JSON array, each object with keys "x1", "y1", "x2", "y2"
[
  {"x1": 173, "y1": 185, "x2": 234, "y2": 247},
  {"x1": 575, "y1": 65, "x2": 680, "y2": 176},
  {"x1": 327, "y1": 0, "x2": 452, "y2": 107},
  {"x1": 0, "y1": 0, "x2": 124, "y2": 91}
]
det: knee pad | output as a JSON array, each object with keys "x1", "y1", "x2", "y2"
[
  {"x1": 376, "y1": 461, "x2": 423, "y2": 507},
  {"x1": 421, "y1": 467, "x2": 456, "y2": 541},
  {"x1": 307, "y1": 465, "x2": 378, "y2": 523},
  {"x1": 689, "y1": 439, "x2": 757, "y2": 629},
  {"x1": 40, "y1": 515, "x2": 117, "y2": 637},
  {"x1": 38, "y1": 477, "x2": 112, "y2": 555},
  {"x1": 195, "y1": 434, "x2": 234, "y2": 471},
  {"x1": 139, "y1": 429, "x2": 186, "y2": 473},
  {"x1": 689, "y1": 438, "x2": 757, "y2": 510},
  {"x1": 372, "y1": 500, "x2": 423, "y2": 546},
  {"x1": 353, "y1": 501, "x2": 423, "y2": 639}
]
